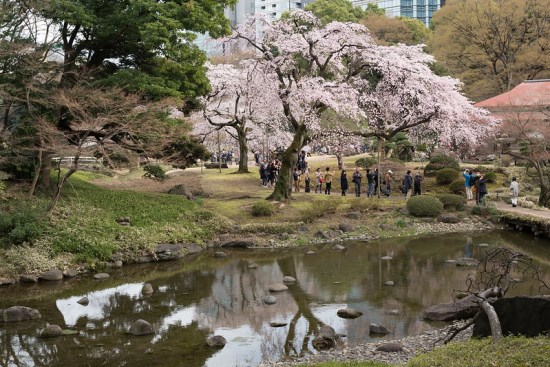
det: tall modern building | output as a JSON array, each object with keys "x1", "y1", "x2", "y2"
[
  {"x1": 352, "y1": 0, "x2": 444, "y2": 27},
  {"x1": 255, "y1": 0, "x2": 314, "y2": 21}
]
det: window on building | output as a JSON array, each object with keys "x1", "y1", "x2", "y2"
[
  {"x1": 296, "y1": 2, "x2": 302, "y2": 7},
  {"x1": 261, "y1": 5, "x2": 265, "y2": 9},
  {"x1": 272, "y1": 4, "x2": 276, "y2": 7}
]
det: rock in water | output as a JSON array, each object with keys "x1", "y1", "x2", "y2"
[
  {"x1": 129, "y1": 319, "x2": 155, "y2": 336},
  {"x1": 41, "y1": 325, "x2": 63, "y2": 338},
  {"x1": 268, "y1": 283, "x2": 288, "y2": 292},
  {"x1": 332, "y1": 244, "x2": 346, "y2": 250},
  {"x1": 77, "y1": 297, "x2": 89, "y2": 306},
  {"x1": 269, "y1": 322, "x2": 288, "y2": 327},
  {"x1": 456, "y1": 257, "x2": 479, "y2": 267},
  {"x1": 376, "y1": 342, "x2": 403, "y2": 352},
  {"x1": 20, "y1": 274, "x2": 38, "y2": 283},
  {"x1": 93, "y1": 273, "x2": 110, "y2": 280},
  {"x1": 142, "y1": 283, "x2": 154, "y2": 294},
  {"x1": 337, "y1": 308, "x2": 363, "y2": 319},
  {"x1": 369, "y1": 323, "x2": 391, "y2": 335},
  {"x1": 262, "y1": 296, "x2": 277, "y2": 305},
  {"x1": 206, "y1": 335, "x2": 227, "y2": 348},
  {"x1": 423, "y1": 295, "x2": 479, "y2": 321},
  {"x1": 2, "y1": 306, "x2": 41, "y2": 322},
  {"x1": 381, "y1": 256, "x2": 393, "y2": 261},
  {"x1": 312, "y1": 325, "x2": 337, "y2": 350},
  {"x1": 384, "y1": 281, "x2": 395, "y2": 286},
  {"x1": 283, "y1": 276, "x2": 296, "y2": 284},
  {"x1": 39, "y1": 269, "x2": 63, "y2": 281}
]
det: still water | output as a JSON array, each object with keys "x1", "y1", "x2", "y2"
[{"x1": 1, "y1": 231, "x2": 550, "y2": 367}]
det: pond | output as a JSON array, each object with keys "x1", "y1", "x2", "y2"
[{"x1": 1, "y1": 231, "x2": 550, "y2": 367}]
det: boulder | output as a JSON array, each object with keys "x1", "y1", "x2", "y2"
[
  {"x1": 113, "y1": 260, "x2": 123, "y2": 268},
  {"x1": 2, "y1": 306, "x2": 41, "y2": 322},
  {"x1": 40, "y1": 325, "x2": 63, "y2": 338},
  {"x1": 369, "y1": 323, "x2": 391, "y2": 335},
  {"x1": 332, "y1": 244, "x2": 346, "y2": 251},
  {"x1": 155, "y1": 243, "x2": 185, "y2": 261},
  {"x1": 77, "y1": 297, "x2": 89, "y2": 306},
  {"x1": 39, "y1": 269, "x2": 63, "y2": 281},
  {"x1": 63, "y1": 269, "x2": 78, "y2": 278},
  {"x1": 20, "y1": 274, "x2": 38, "y2": 283},
  {"x1": 473, "y1": 296, "x2": 550, "y2": 338},
  {"x1": 129, "y1": 319, "x2": 155, "y2": 336},
  {"x1": 337, "y1": 308, "x2": 363, "y2": 319},
  {"x1": 456, "y1": 258, "x2": 479, "y2": 267},
  {"x1": 0, "y1": 277, "x2": 15, "y2": 286},
  {"x1": 384, "y1": 281, "x2": 395, "y2": 286},
  {"x1": 314, "y1": 230, "x2": 329, "y2": 239},
  {"x1": 262, "y1": 296, "x2": 277, "y2": 305},
  {"x1": 167, "y1": 184, "x2": 195, "y2": 200},
  {"x1": 214, "y1": 251, "x2": 227, "y2": 258},
  {"x1": 344, "y1": 211, "x2": 361, "y2": 220},
  {"x1": 93, "y1": 273, "x2": 110, "y2": 280},
  {"x1": 423, "y1": 296, "x2": 479, "y2": 321},
  {"x1": 269, "y1": 322, "x2": 288, "y2": 327},
  {"x1": 375, "y1": 342, "x2": 403, "y2": 352},
  {"x1": 142, "y1": 283, "x2": 154, "y2": 294},
  {"x1": 381, "y1": 256, "x2": 393, "y2": 261},
  {"x1": 247, "y1": 263, "x2": 258, "y2": 269},
  {"x1": 220, "y1": 239, "x2": 256, "y2": 248},
  {"x1": 312, "y1": 325, "x2": 337, "y2": 350},
  {"x1": 268, "y1": 283, "x2": 288, "y2": 292},
  {"x1": 306, "y1": 251, "x2": 316, "y2": 255},
  {"x1": 438, "y1": 214, "x2": 461, "y2": 224},
  {"x1": 338, "y1": 223, "x2": 355, "y2": 233},
  {"x1": 206, "y1": 335, "x2": 227, "y2": 348},
  {"x1": 283, "y1": 276, "x2": 296, "y2": 284}
]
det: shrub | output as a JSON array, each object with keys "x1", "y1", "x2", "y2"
[
  {"x1": 0, "y1": 160, "x2": 35, "y2": 180},
  {"x1": 355, "y1": 157, "x2": 377, "y2": 169},
  {"x1": 448, "y1": 179, "x2": 466, "y2": 194},
  {"x1": 143, "y1": 164, "x2": 166, "y2": 180},
  {"x1": 406, "y1": 195, "x2": 444, "y2": 217},
  {"x1": 349, "y1": 198, "x2": 379, "y2": 212},
  {"x1": 437, "y1": 194, "x2": 466, "y2": 211},
  {"x1": 424, "y1": 155, "x2": 460, "y2": 176},
  {"x1": 484, "y1": 171, "x2": 496, "y2": 183},
  {"x1": 436, "y1": 168, "x2": 459, "y2": 185},
  {"x1": 0, "y1": 204, "x2": 46, "y2": 246},
  {"x1": 251, "y1": 201, "x2": 274, "y2": 217}
]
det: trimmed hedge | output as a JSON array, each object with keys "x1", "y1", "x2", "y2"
[
  {"x1": 448, "y1": 179, "x2": 466, "y2": 194},
  {"x1": 355, "y1": 157, "x2": 377, "y2": 169},
  {"x1": 407, "y1": 195, "x2": 444, "y2": 217},
  {"x1": 435, "y1": 168, "x2": 459, "y2": 185},
  {"x1": 251, "y1": 201, "x2": 275, "y2": 217},
  {"x1": 424, "y1": 155, "x2": 460, "y2": 176},
  {"x1": 437, "y1": 194, "x2": 466, "y2": 210}
]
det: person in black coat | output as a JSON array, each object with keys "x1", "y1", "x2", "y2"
[{"x1": 340, "y1": 170, "x2": 348, "y2": 196}]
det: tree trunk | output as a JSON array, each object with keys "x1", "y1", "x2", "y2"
[
  {"x1": 336, "y1": 152, "x2": 343, "y2": 170},
  {"x1": 39, "y1": 152, "x2": 52, "y2": 192},
  {"x1": 477, "y1": 286, "x2": 504, "y2": 341},
  {"x1": 377, "y1": 137, "x2": 383, "y2": 198},
  {"x1": 236, "y1": 127, "x2": 249, "y2": 174},
  {"x1": 267, "y1": 124, "x2": 307, "y2": 201},
  {"x1": 28, "y1": 148, "x2": 43, "y2": 199},
  {"x1": 539, "y1": 183, "x2": 550, "y2": 208}
]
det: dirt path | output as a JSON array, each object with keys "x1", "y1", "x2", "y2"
[{"x1": 493, "y1": 201, "x2": 550, "y2": 220}]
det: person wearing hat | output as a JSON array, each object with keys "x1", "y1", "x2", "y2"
[
  {"x1": 509, "y1": 177, "x2": 519, "y2": 207},
  {"x1": 384, "y1": 170, "x2": 393, "y2": 197}
]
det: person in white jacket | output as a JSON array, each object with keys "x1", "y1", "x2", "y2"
[{"x1": 509, "y1": 177, "x2": 519, "y2": 207}]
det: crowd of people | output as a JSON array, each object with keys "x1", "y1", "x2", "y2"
[{"x1": 463, "y1": 169, "x2": 519, "y2": 207}]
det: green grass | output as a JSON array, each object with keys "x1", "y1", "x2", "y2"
[
  {"x1": 299, "y1": 362, "x2": 393, "y2": 367},
  {"x1": 407, "y1": 337, "x2": 550, "y2": 367}
]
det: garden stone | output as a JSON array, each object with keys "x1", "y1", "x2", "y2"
[
  {"x1": 384, "y1": 281, "x2": 395, "y2": 286},
  {"x1": 332, "y1": 244, "x2": 345, "y2": 250},
  {"x1": 375, "y1": 342, "x2": 403, "y2": 352},
  {"x1": 344, "y1": 211, "x2": 361, "y2": 220},
  {"x1": 263, "y1": 296, "x2": 277, "y2": 305},
  {"x1": 337, "y1": 308, "x2": 363, "y2": 319},
  {"x1": 142, "y1": 283, "x2": 154, "y2": 294},
  {"x1": 220, "y1": 239, "x2": 255, "y2": 248},
  {"x1": 20, "y1": 275, "x2": 38, "y2": 283},
  {"x1": 283, "y1": 276, "x2": 296, "y2": 284},
  {"x1": 93, "y1": 273, "x2": 110, "y2": 280},
  {"x1": 155, "y1": 243, "x2": 185, "y2": 260},
  {"x1": 314, "y1": 230, "x2": 329, "y2": 239},
  {"x1": 0, "y1": 277, "x2": 15, "y2": 286},
  {"x1": 270, "y1": 322, "x2": 287, "y2": 327},
  {"x1": 113, "y1": 260, "x2": 123, "y2": 268},
  {"x1": 312, "y1": 325, "x2": 336, "y2": 350},
  {"x1": 129, "y1": 319, "x2": 155, "y2": 336},
  {"x1": 2, "y1": 306, "x2": 41, "y2": 322},
  {"x1": 423, "y1": 295, "x2": 479, "y2": 321},
  {"x1": 63, "y1": 269, "x2": 78, "y2": 278},
  {"x1": 206, "y1": 335, "x2": 226, "y2": 348},
  {"x1": 39, "y1": 269, "x2": 63, "y2": 281},
  {"x1": 214, "y1": 251, "x2": 227, "y2": 258},
  {"x1": 338, "y1": 223, "x2": 354, "y2": 233},
  {"x1": 269, "y1": 283, "x2": 288, "y2": 292},
  {"x1": 77, "y1": 297, "x2": 89, "y2": 306},
  {"x1": 369, "y1": 323, "x2": 391, "y2": 335},
  {"x1": 306, "y1": 251, "x2": 316, "y2": 255},
  {"x1": 41, "y1": 325, "x2": 63, "y2": 338},
  {"x1": 456, "y1": 257, "x2": 479, "y2": 267}
]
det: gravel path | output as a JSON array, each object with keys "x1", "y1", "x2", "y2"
[{"x1": 260, "y1": 322, "x2": 473, "y2": 367}]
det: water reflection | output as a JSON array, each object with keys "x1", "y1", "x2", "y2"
[{"x1": 1, "y1": 231, "x2": 549, "y2": 367}]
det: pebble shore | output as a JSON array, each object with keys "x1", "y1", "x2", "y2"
[{"x1": 260, "y1": 322, "x2": 473, "y2": 366}]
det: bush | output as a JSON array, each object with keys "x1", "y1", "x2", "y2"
[
  {"x1": 0, "y1": 204, "x2": 46, "y2": 245},
  {"x1": 0, "y1": 160, "x2": 35, "y2": 180},
  {"x1": 437, "y1": 194, "x2": 466, "y2": 211},
  {"x1": 251, "y1": 201, "x2": 274, "y2": 217},
  {"x1": 407, "y1": 336, "x2": 550, "y2": 367},
  {"x1": 424, "y1": 155, "x2": 460, "y2": 176},
  {"x1": 349, "y1": 198, "x2": 379, "y2": 212},
  {"x1": 355, "y1": 157, "x2": 377, "y2": 169},
  {"x1": 143, "y1": 164, "x2": 166, "y2": 180},
  {"x1": 435, "y1": 168, "x2": 459, "y2": 185},
  {"x1": 448, "y1": 179, "x2": 466, "y2": 194},
  {"x1": 484, "y1": 171, "x2": 496, "y2": 183},
  {"x1": 406, "y1": 195, "x2": 444, "y2": 217}
]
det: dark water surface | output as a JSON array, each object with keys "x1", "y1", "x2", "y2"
[{"x1": 1, "y1": 231, "x2": 550, "y2": 367}]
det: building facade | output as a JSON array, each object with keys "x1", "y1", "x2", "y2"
[
  {"x1": 352, "y1": 0, "x2": 444, "y2": 26},
  {"x1": 255, "y1": 0, "x2": 313, "y2": 21}
]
